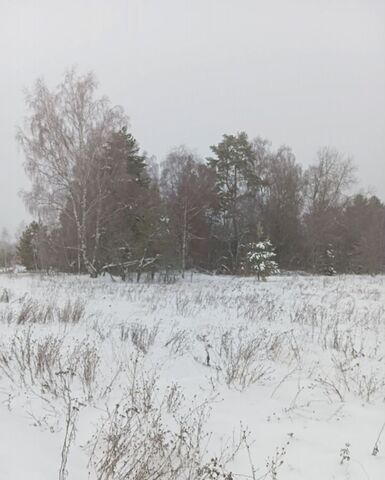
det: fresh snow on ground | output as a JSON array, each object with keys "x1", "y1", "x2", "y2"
[{"x1": 0, "y1": 273, "x2": 384, "y2": 479}]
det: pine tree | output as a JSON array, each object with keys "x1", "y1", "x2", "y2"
[{"x1": 207, "y1": 132, "x2": 262, "y2": 273}]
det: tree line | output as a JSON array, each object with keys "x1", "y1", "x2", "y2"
[{"x1": 9, "y1": 69, "x2": 385, "y2": 278}]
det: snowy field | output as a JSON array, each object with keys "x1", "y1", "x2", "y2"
[{"x1": 0, "y1": 273, "x2": 384, "y2": 480}]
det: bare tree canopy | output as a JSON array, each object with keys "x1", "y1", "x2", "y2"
[{"x1": 17, "y1": 69, "x2": 128, "y2": 274}]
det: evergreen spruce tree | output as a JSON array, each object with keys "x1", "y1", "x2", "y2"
[
  {"x1": 16, "y1": 221, "x2": 41, "y2": 270},
  {"x1": 105, "y1": 126, "x2": 148, "y2": 185},
  {"x1": 244, "y1": 239, "x2": 279, "y2": 280},
  {"x1": 320, "y1": 244, "x2": 336, "y2": 276}
]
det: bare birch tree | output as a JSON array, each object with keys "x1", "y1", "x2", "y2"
[
  {"x1": 161, "y1": 147, "x2": 215, "y2": 276},
  {"x1": 17, "y1": 68, "x2": 127, "y2": 275},
  {"x1": 303, "y1": 147, "x2": 356, "y2": 271}
]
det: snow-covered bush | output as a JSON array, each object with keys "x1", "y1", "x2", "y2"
[{"x1": 243, "y1": 240, "x2": 279, "y2": 280}]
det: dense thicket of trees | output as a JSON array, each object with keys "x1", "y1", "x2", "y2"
[{"x1": 11, "y1": 70, "x2": 385, "y2": 277}]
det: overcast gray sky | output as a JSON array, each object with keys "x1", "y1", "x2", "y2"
[{"x1": 1, "y1": 0, "x2": 384, "y2": 234}]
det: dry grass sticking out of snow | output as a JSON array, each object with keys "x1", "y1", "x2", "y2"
[{"x1": 0, "y1": 273, "x2": 384, "y2": 480}]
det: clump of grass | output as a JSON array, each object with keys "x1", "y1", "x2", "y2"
[
  {"x1": 0, "y1": 288, "x2": 10, "y2": 303},
  {"x1": 57, "y1": 298, "x2": 86, "y2": 324}
]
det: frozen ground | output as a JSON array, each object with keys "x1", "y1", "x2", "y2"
[{"x1": 0, "y1": 273, "x2": 384, "y2": 479}]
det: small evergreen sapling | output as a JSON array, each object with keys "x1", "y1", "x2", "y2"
[
  {"x1": 244, "y1": 240, "x2": 279, "y2": 280},
  {"x1": 16, "y1": 221, "x2": 41, "y2": 271},
  {"x1": 320, "y1": 244, "x2": 337, "y2": 276}
]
